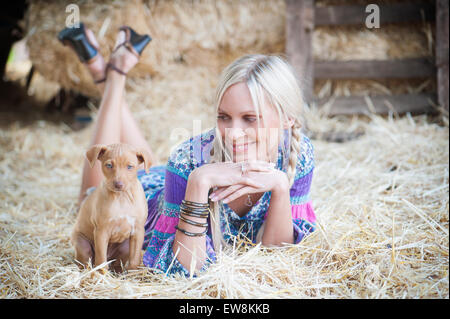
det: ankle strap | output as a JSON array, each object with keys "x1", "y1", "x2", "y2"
[
  {"x1": 112, "y1": 41, "x2": 140, "y2": 59},
  {"x1": 106, "y1": 62, "x2": 127, "y2": 76}
]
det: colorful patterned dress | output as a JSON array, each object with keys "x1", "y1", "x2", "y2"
[{"x1": 138, "y1": 127, "x2": 316, "y2": 276}]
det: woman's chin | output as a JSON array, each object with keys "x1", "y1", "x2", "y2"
[
  {"x1": 231, "y1": 153, "x2": 263, "y2": 163},
  {"x1": 224, "y1": 143, "x2": 274, "y2": 162}
]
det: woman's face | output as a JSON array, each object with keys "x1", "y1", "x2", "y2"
[{"x1": 217, "y1": 82, "x2": 283, "y2": 163}]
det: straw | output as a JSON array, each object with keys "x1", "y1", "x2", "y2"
[
  {"x1": 0, "y1": 108, "x2": 447, "y2": 298},
  {"x1": 1, "y1": 0, "x2": 446, "y2": 299}
]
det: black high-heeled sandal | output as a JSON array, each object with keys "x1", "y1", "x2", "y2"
[
  {"x1": 58, "y1": 22, "x2": 98, "y2": 63},
  {"x1": 106, "y1": 26, "x2": 152, "y2": 76},
  {"x1": 115, "y1": 26, "x2": 152, "y2": 58},
  {"x1": 58, "y1": 23, "x2": 106, "y2": 84}
]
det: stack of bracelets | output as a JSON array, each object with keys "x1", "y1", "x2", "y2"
[{"x1": 175, "y1": 199, "x2": 210, "y2": 237}]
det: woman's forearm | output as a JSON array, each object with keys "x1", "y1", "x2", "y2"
[
  {"x1": 261, "y1": 178, "x2": 294, "y2": 246},
  {"x1": 172, "y1": 170, "x2": 211, "y2": 272}
]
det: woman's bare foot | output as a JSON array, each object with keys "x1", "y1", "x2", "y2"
[
  {"x1": 107, "y1": 30, "x2": 139, "y2": 75},
  {"x1": 84, "y1": 28, "x2": 106, "y2": 84}
]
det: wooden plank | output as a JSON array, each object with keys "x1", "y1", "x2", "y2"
[
  {"x1": 286, "y1": 0, "x2": 315, "y2": 103},
  {"x1": 436, "y1": 0, "x2": 449, "y2": 113},
  {"x1": 314, "y1": 58, "x2": 436, "y2": 79},
  {"x1": 315, "y1": 2, "x2": 435, "y2": 26},
  {"x1": 316, "y1": 93, "x2": 438, "y2": 116},
  {"x1": 437, "y1": 65, "x2": 449, "y2": 114}
]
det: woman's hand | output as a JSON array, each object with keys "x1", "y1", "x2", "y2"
[
  {"x1": 209, "y1": 167, "x2": 289, "y2": 203},
  {"x1": 189, "y1": 161, "x2": 276, "y2": 192}
]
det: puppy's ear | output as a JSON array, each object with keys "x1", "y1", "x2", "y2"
[
  {"x1": 136, "y1": 149, "x2": 152, "y2": 173},
  {"x1": 85, "y1": 144, "x2": 107, "y2": 168}
]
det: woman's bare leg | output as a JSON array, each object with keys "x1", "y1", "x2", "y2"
[
  {"x1": 120, "y1": 101, "x2": 156, "y2": 164},
  {"x1": 78, "y1": 30, "x2": 140, "y2": 204},
  {"x1": 85, "y1": 29, "x2": 156, "y2": 162},
  {"x1": 78, "y1": 71, "x2": 125, "y2": 203}
]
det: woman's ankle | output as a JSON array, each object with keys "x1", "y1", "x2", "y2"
[
  {"x1": 103, "y1": 69, "x2": 127, "y2": 90},
  {"x1": 87, "y1": 55, "x2": 106, "y2": 83}
]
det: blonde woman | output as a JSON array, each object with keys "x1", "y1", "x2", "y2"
[{"x1": 61, "y1": 24, "x2": 316, "y2": 276}]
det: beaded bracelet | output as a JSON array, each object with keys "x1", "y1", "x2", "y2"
[
  {"x1": 179, "y1": 213, "x2": 209, "y2": 228},
  {"x1": 175, "y1": 225, "x2": 208, "y2": 237}
]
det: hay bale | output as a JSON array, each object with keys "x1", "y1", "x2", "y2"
[
  {"x1": 26, "y1": 0, "x2": 154, "y2": 97},
  {"x1": 313, "y1": 0, "x2": 436, "y2": 99},
  {"x1": 26, "y1": 0, "x2": 286, "y2": 97},
  {"x1": 26, "y1": 0, "x2": 437, "y2": 103}
]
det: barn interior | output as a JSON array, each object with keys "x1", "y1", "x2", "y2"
[{"x1": 0, "y1": 0, "x2": 448, "y2": 298}]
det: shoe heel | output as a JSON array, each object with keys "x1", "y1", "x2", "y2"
[
  {"x1": 58, "y1": 23, "x2": 98, "y2": 63},
  {"x1": 120, "y1": 26, "x2": 152, "y2": 56}
]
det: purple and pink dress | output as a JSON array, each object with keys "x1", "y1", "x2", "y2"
[{"x1": 137, "y1": 127, "x2": 316, "y2": 276}]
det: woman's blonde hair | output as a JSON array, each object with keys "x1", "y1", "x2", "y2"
[{"x1": 209, "y1": 54, "x2": 305, "y2": 251}]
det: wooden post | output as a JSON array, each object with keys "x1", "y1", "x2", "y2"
[
  {"x1": 436, "y1": 0, "x2": 449, "y2": 114},
  {"x1": 286, "y1": 0, "x2": 315, "y2": 105}
]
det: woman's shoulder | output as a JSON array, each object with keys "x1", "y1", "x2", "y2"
[{"x1": 167, "y1": 127, "x2": 216, "y2": 179}]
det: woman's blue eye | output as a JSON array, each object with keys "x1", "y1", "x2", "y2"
[
  {"x1": 105, "y1": 163, "x2": 113, "y2": 169},
  {"x1": 127, "y1": 165, "x2": 133, "y2": 170}
]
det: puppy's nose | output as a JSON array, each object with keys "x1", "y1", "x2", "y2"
[{"x1": 113, "y1": 181, "x2": 124, "y2": 190}]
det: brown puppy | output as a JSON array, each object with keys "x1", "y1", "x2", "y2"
[{"x1": 71, "y1": 143, "x2": 151, "y2": 273}]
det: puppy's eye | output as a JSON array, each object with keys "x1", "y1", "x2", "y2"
[
  {"x1": 105, "y1": 163, "x2": 113, "y2": 169},
  {"x1": 127, "y1": 165, "x2": 134, "y2": 170}
]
